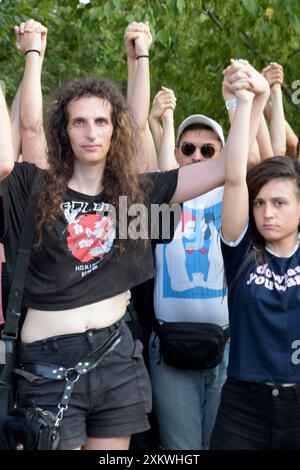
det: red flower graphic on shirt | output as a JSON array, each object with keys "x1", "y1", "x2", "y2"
[{"x1": 66, "y1": 213, "x2": 115, "y2": 263}]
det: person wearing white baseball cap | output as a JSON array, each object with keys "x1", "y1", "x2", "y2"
[
  {"x1": 149, "y1": 112, "x2": 229, "y2": 450},
  {"x1": 175, "y1": 114, "x2": 225, "y2": 167},
  {"x1": 176, "y1": 114, "x2": 225, "y2": 146}
]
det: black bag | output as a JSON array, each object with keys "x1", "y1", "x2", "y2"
[
  {"x1": 0, "y1": 174, "x2": 40, "y2": 449},
  {"x1": 2, "y1": 401, "x2": 60, "y2": 450},
  {"x1": 0, "y1": 340, "x2": 16, "y2": 449},
  {"x1": 0, "y1": 340, "x2": 16, "y2": 418},
  {"x1": 155, "y1": 322, "x2": 230, "y2": 370}
]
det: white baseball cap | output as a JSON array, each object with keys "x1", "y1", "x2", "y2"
[{"x1": 177, "y1": 114, "x2": 225, "y2": 146}]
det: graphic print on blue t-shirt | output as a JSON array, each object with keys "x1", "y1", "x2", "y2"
[
  {"x1": 61, "y1": 199, "x2": 115, "y2": 278},
  {"x1": 163, "y1": 199, "x2": 225, "y2": 299}
]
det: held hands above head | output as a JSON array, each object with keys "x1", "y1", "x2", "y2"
[
  {"x1": 149, "y1": 86, "x2": 177, "y2": 123},
  {"x1": 261, "y1": 62, "x2": 286, "y2": 156},
  {"x1": 149, "y1": 86, "x2": 177, "y2": 170},
  {"x1": 262, "y1": 62, "x2": 284, "y2": 89},
  {"x1": 124, "y1": 21, "x2": 152, "y2": 60},
  {"x1": 223, "y1": 59, "x2": 270, "y2": 102},
  {"x1": 14, "y1": 19, "x2": 48, "y2": 59},
  {"x1": 223, "y1": 60, "x2": 255, "y2": 103},
  {"x1": 222, "y1": 78, "x2": 236, "y2": 106}
]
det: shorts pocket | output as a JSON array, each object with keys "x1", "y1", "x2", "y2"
[
  {"x1": 131, "y1": 339, "x2": 152, "y2": 414},
  {"x1": 16, "y1": 376, "x2": 41, "y2": 407},
  {"x1": 17, "y1": 375, "x2": 64, "y2": 412}
]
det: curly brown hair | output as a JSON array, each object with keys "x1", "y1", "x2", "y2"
[{"x1": 36, "y1": 76, "x2": 146, "y2": 246}]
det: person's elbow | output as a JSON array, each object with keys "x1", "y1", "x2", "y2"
[
  {"x1": 158, "y1": 161, "x2": 177, "y2": 172},
  {"x1": 20, "y1": 117, "x2": 43, "y2": 137}
]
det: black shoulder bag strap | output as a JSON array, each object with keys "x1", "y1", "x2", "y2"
[{"x1": 1, "y1": 172, "x2": 40, "y2": 345}]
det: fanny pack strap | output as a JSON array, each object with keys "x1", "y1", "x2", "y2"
[
  {"x1": 19, "y1": 325, "x2": 121, "y2": 426},
  {"x1": 154, "y1": 320, "x2": 230, "y2": 341}
]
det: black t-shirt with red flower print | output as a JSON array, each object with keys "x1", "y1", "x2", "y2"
[{"x1": 0, "y1": 162, "x2": 178, "y2": 311}]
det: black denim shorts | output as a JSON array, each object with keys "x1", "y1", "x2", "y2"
[{"x1": 16, "y1": 319, "x2": 152, "y2": 450}]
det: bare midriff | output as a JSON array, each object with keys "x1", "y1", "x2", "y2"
[{"x1": 21, "y1": 291, "x2": 127, "y2": 343}]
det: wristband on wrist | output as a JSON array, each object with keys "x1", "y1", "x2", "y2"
[
  {"x1": 136, "y1": 55, "x2": 149, "y2": 60},
  {"x1": 225, "y1": 99, "x2": 237, "y2": 110},
  {"x1": 25, "y1": 49, "x2": 41, "y2": 56}
]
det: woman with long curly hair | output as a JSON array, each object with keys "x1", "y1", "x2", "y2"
[{"x1": 0, "y1": 24, "x2": 226, "y2": 450}]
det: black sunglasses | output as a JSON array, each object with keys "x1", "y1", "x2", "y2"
[{"x1": 180, "y1": 142, "x2": 216, "y2": 159}]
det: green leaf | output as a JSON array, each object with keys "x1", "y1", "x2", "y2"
[
  {"x1": 156, "y1": 28, "x2": 170, "y2": 46},
  {"x1": 176, "y1": 0, "x2": 185, "y2": 14},
  {"x1": 103, "y1": 2, "x2": 114, "y2": 19},
  {"x1": 89, "y1": 6, "x2": 103, "y2": 21},
  {"x1": 241, "y1": 0, "x2": 259, "y2": 16},
  {"x1": 290, "y1": 15, "x2": 300, "y2": 34}
]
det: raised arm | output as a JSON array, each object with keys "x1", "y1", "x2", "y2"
[
  {"x1": 222, "y1": 65, "x2": 273, "y2": 166},
  {"x1": 262, "y1": 62, "x2": 286, "y2": 156},
  {"x1": 286, "y1": 122, "x2": 298, "y2": 160},
  {"x1": 148, "y1": 89, "x2": 163, "y2": 154},
  {"x1": 243, "y1": 62, "x2": 271, "y2": 161},
  {"x1": 0, "y1": 86, "x2": 14, "y2": 182},
  {"x1": 125, "y1": 22, "x2": 147, "y2": 102},
  {"x1": 125, "y1": 22, "x2": 151, "y2": 120},
  {"x1": 221, "y1": 61, "x2": 270, "y2": 241},
  {"x1": 9, "y1": 83, "x2": 22, "y2": 160},
  {"x1": 222, "y1": 78, "x2": 260, "y2": 168},
  {"x1": 264, "y1": 100, "x2": 298, "y2": 160},
  {"x1": 124, "y1": 21, "x2": 157, "y2": 172},
  {"x1": 169, "y1": 63, "x2": 266, "y2": 206},
  {"x1": 256, "y1": 114, "x2": 274, "y2": 161},
  {"x1": 16, "y1": 19, "x2": 48, "y2": 168},
  {"x1": 149, "y1": 86, "x2": 177, "y2": 170}
]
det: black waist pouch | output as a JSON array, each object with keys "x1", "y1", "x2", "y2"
[{"x1": 155, "y1": 322, "x2": 230, "y2": 370}]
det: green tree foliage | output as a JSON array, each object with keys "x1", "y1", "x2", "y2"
[{"x1": 1, "y1": 0, "x2": 300, "y2": 135}]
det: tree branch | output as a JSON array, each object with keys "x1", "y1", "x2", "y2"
[
  {"x1": 202, "y1": 3, "x2": 225, "y2": 31},
  {"x1": 287, "y1": 48, "x2": 300, "y2": 60}
]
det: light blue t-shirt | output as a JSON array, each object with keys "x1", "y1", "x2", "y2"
[{"x1": 154, "y1": 187, "x2": 228, "y2": 325}]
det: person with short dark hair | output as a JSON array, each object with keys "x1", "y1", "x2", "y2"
[{"x1": 211, "y1": 59, "x2": 300, "y2": 450}]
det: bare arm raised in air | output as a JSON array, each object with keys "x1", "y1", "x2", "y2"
[
  {"x1": 16, "y1": 19, "x2": 48, "y2": 168},
  {"x1": 149, "y1": 86, "x2": 177, "y2": 170},
  {"x1": 223, "y1": 61, "x2": 273, "y2": 166},
  {"x1": 263, "y1": 62, "x2": 298, "y2": 159},
  {"x1": 286, "y1": 122, "x2": 299, "y2": 160},
  {"x1": 170, "y1": 61, "x2": 267, "y2": 205},
  {"x1": 223, "y1": 78, "x2": 259, "y2": 168},
  {"x1": 124, "y1": 21, "x2": 157, "y2": 172},
  {"x1": 0, "y1": 85, "x2": 14, "y2": 182},
  {"x1": 221, "y1": 60, "x2": 270, "y2": 241},
  {"x1": 9, "y1": 84, "x2": 22, "y2": 160},
  {"x1": 262, "y1": 62, "x2": 286, "y2": 156}
]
